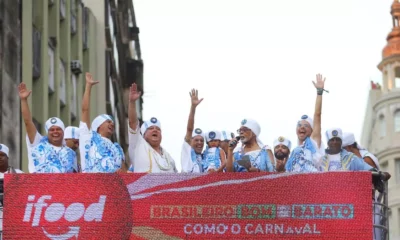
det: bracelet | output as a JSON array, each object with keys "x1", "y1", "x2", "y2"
[{"x1": 317, "y1": 88, "x2": 329, "y2": 95}]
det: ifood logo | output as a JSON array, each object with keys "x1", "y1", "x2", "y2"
[
  {"x1": 3, "y1": 174, "x2": 133, "y2": 239},
  {"x1": 23, "y1": 195, "x2": 106, "y2": 239}
]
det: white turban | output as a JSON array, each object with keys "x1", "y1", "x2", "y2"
[
  {"x1": 45, "y1": 117, "x2": 65, "y2": 133},
  {"x1": 192, "y1": 128, "x2": 205, "y2": 139},
  {"x1": 341, "y1": 132, "x2": 380, "y2": 169},
  {"x1": 141, "y1": 117, "x2": 161, "y2": 135},
  {"x1": 241, "y1": 119, "x2": 261, "y2": 136},
  {"x1": 342, "y1": 132, "x2": 356, "y2": 147},
  {"x1": 0, "y1": 144, "x2": 9, "y2": 157},
  {"x1": 221, "y1": 131, "x2": 235, "y2": 141},
  {"x1": 91, "y1": 114, "x2": 114, "y2": 132},
  {"x1": 240, "y1": 118, "x2": 266, "y2": 148},
  {"x1": 205, "y1": 130, "x2": 222, "y2": 142},
  {"x1": 325, "y1": 128, "x2": 343, "y2": 141},
  {"x1": 273, "y1": 136, "x2": 292, "y2": 149},
  {"x1": 298, "y1": 115, "x2": 314, "y2": 129},
  {"x1": 64, "y1": 126, "x2": 80, "y2": 140}
]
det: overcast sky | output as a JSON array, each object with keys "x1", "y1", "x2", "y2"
[{"x1": 133, "y1": 0, "x2": 393, "y2": 171}]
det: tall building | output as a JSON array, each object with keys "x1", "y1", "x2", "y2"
[
  {"x1": 361, "y1": 1, "x2": 400, "y2": 239},
  {"x1": 0, "y1": 0, "x2": 22, "y2": 171},
  {"x1": 86, "y1": 0, "x2": 144, "y2": 155},
  {"x1": 0, "y1": 0, "x2": 143, "y2": 172}
]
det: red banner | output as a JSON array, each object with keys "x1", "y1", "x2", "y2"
[{"x1": 4, "y1": 172, "x2": 373, "y2": 239}]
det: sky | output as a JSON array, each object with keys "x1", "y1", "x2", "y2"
[{"x1": 133, "y1": 0, "x2": 393, "y2": 171}]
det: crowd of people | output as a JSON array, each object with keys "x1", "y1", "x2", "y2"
[
  {"x1": 0, "y1": 72, "x2": 391, "y2": 239},
  {"x1": 0, "y1": 73, "x2": 390, "y2": 176}
]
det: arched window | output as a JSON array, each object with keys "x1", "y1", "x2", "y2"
[
  {"x1": 395, "y1": 67, "x2": 400, "y2": 88},
  {"x1": 395, "y1": 110, "x2": 400, "y2": 132},
  {"x1": 379, "y1": 115, "x2": 386, "y2": 137}
]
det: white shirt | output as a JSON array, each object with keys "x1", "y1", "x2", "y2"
[
  {"x1": 181, "y1": 141, "x2": 203, "y2": 173},
  {"x1": 26, "y1": 131, "x2": 78, "y2": 173},
  {"x1": 79, "y1": 122, "x2": 124, "y2": 173},
  {"x1": 327, "y1": 153, "x2": 341, "y2": 171},
  {"x1": 295, "y1": 138, "x2": 324, "y2": 171},
  {"x1": 359, "y1": 150, "x2": 380, "y2": 170},
  {"x1": 128, "y1": 124, "x2": 177, "y2": 173}
]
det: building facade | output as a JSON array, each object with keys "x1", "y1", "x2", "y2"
[
  {"x1": 0, "y1": 0, "x2": 22, "y2": 171},
  {"x1": 0, "y1": 0, "x2": 143, "y2": 172},
  {"x1": 104, "y1": 0, "x2": 144, "y2": 154},
  {"x1": 361, "y1": 1, "x2": 400, "y2": 239},
  {"x1": 86, "y1": 0, "x2": 144, "y2": 157}
]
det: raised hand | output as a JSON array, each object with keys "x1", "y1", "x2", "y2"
[
  {"x1": 18, "y1": 83, "x2": 32, "y2": 100},
  {"x1": 129, "y1": 83, "x2": 142, "y2": 102},
  {"x1": 312, "y1": 73, "x2": 326, "y2": 89},
  {"x1": 85, "y1": 72, "x2": 99, "y2": 86},
  {"x1": 189, "y1": 89, "x2": 203, "y2": 107}
]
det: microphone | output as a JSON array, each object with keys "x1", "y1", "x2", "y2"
[{"x1": 229, "y1": 136, "x2": 241, "y2": 148}]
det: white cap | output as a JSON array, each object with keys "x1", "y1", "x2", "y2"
[
  {"x1": 91, "y1": 114, "x2": 114, "y2": 132},
  {"x1": 240, "y1": 119, "x2": 261, "y2": 136},
  {"x1": 45, "y1": 117, "x2": 65, "y2": 133},
  {"x1": 205, "y1": 130, "x2": 222, "y2": 142},
  {"x1": 221, "y1": 131, "x2": 235, "y2": 141},
  {"x1": 298, "y1": 115, "x2": 314, "y2": 128},
  {"x1": 192, "y1": 128, "x2": 205, "y2": 139},
  {"x1": 141, "y1": 117, "x2": 161, "y2": 135},
  {"x1": 64, "y1": 126, "x2": 80, "y2": 140},
  {"x1": 325, "y1": 128, "x2": 343, "y2": 141},
  {"x1": 0, "y1": 144, "x2": 9, "y2": 157},
  {"x1": 273, "y1": 136, "x2": 292, "y2": 149},
  {"x1": 342, "y1": 132, "x2": 356, "y2": 147}
]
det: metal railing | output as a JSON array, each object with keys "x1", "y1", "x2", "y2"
[{"x1": 372, "y1": 171, "x2": 390, "y2": 240}]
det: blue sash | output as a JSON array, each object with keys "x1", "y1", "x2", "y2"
[
  {"x1": 190, "y1": 148, "x2": 204, "y2": 173},
  {"x1": 286, "y1": 137, "x2": 318, "y2": 172},
  {"x1": 233, "y1": 147, "x2": 273, "y2": 172}
]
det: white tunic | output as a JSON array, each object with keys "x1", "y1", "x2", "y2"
[
  {"x1": 128, "y1": 125, "x2": 177, "y2": 173},
  {"x1": 180, "y1": 141, "x2": 203, "y2": 173}
]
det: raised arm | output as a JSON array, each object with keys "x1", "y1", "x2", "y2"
[
  {"x1": 310, "y1": 74, "x2": 326, "y2": 148},
  {"x1": 128, "y1": 83, "x2": 142, "y2": 130},
  {"x1": 81, "y1": 73, "x2": 99, "y2": 128},
  {"x1": 18, "y1": 83, "x2": 37, "y2": 143},
  {"x1": 185, "y1": 89, "x2": 203, "y2": 143}
]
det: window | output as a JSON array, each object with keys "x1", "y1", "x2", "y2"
[
  {"x1": 70, "y1": 74, "x2": 77, "y2": 117},
  {"x1": 48, "y1": 46, "x2": 55, "y2": 93},
  {"x1": 32, "y1": 26, "x2": 41, "y2": 80},
  {"x1": 5, "y1": 34, "x2": 17, "y2": 80},
  {"x1": 379, "y1": 115, "x2": 386, "y2": 137},
  {"x1": 60, "y1": 0, "x2": 66, "y2": 21},
  {"x1": 396, "y1": 159, "x2": 400, "y2": 184},
  {"x1": 82, "y1": 7, "x2": 88, "y2": 50},
  {"x1": 395, "y1": 110, "x2": 400, "y2": 132},
  {"x1": 395, "y1": 67, "x2": 400, "y2": 88},
  {"x1": 59, "y1": 60, "x2": 66, "y2": 106},
  {"x1": 71, "y1": 14, "x2": 77, "y2": 35},
  {"x1": 113, "y1": 40, "x2": 119, "y2": 71}
]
